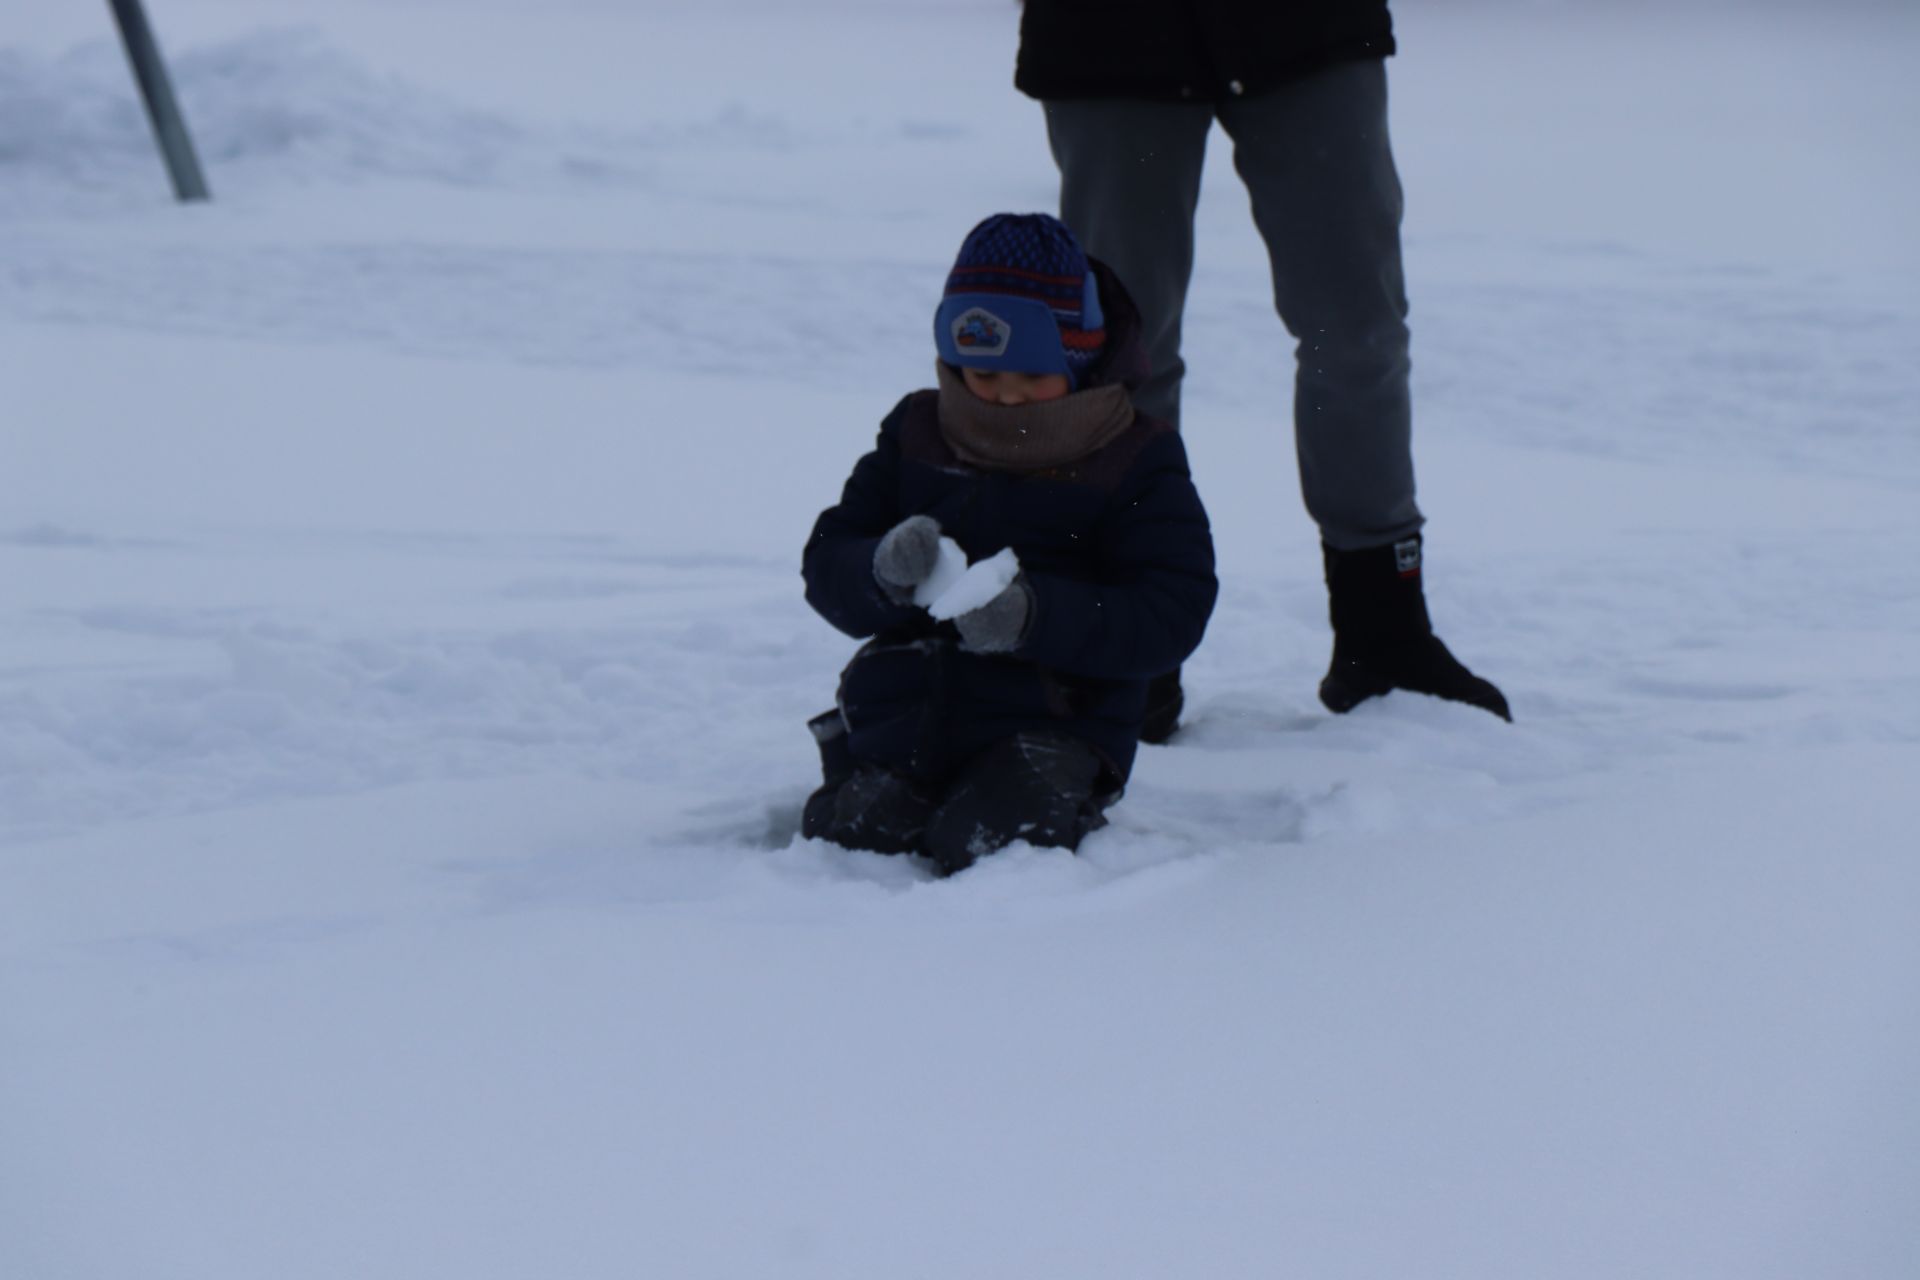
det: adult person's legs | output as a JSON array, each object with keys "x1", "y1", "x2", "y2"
[
  {"x1": 1216, "y1": 58, "x2": 1417, "y2": 550},
  {"x1": 1044, "y1": 98, "x2": 1213, "y2": 741},
  {"x1": 1043, "y1": 98, "x2": 1214, "y2": 427},
  {"x1": 1219, "y1": 60, "x2": 1508, "y2": 721}
]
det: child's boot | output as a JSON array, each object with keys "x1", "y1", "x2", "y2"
[
  {"x1": 802, "y1": 715, "x2": 943, "y2": 854},
  {"x1": 922, "y1": 732, "x2": 1108, "y2": 876},
  {"x1": 800, "y1": 710, "x2": 855, "y2": 840}
]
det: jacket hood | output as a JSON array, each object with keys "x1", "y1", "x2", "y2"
[{"x1": 1081, "y1": 257, "x2": 1152, "y2": 394}]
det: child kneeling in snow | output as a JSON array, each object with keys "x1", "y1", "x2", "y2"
[{"x1": 800, "y1": 213, "x2": 1217, "y2": 876}]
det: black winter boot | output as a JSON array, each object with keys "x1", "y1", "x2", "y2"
[
  {"x1": 804, "y1": 703, "x2": 946, "y2": 854},
  {"x1": 800, "y1": 710, "x2": 857, "y2": 841},
  {"x1": 921, "y1": 732, "x2": 1109, "y2": 877},
  {"x1": 1319, "y1": 536, "x2": 1511, "y2": 722}
]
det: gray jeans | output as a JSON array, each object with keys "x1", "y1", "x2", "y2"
[{"x1": 1044, "y1": 59, "x2": 1421, "y2": 550}]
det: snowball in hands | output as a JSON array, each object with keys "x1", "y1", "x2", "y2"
[
  {"x1": 874, "y1": 520, "x2": 1025, "y2": 650},
  {"x1": 926, "y1": 548, "x2": 1031, "y2": 654},
  {"x1": 926, "y1": 547, "x2": 1020, "y2": 620},
  {"x1": 911, "y1": 537, "x2": 970, "y2": 608}
]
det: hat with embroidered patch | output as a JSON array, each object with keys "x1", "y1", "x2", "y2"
[{"x1": 934, "y1": 213, "x2": 1106, "y2": 388}]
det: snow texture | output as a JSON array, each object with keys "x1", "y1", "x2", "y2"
[
  {"x1": 924, "y1": 546, "x2": 1020, "y2": 621},
  {"x1": 3, "y1": 2, "x2": 1919, "y2": 1279}
]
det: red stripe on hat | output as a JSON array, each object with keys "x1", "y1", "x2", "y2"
[
  {"x1": 1059, "y1": 328, "x2": 1107, "y2": 350},
  {"x1": 945, "y1": 284, "x2": 1082, "y2": 310},
  {"x1": 948, "y1": 265, "x2": 1087, "y2": 288}
]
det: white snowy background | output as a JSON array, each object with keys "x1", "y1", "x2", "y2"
[{"x1": 4, "y1": 1, "x2": 1918, "y2": 1276}]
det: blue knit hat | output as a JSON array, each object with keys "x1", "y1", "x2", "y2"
[{"x1": 934, "y1": 213, "x2": 1106, "y2": 388}]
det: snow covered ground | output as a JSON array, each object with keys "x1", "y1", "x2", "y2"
[{"x1": 4, "y1": 2, "x2": 1918, "y2": 1276}]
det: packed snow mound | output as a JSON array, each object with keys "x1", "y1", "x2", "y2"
[
  {"x1": 0, "y1": 29, "x2": 647, "y2": 206},
  {"x1": 0, "y1": 43, "x2": 152, "y2": 183},
  {"x1": 174, "y1": 30, "x2": 562, "y2": 182}
]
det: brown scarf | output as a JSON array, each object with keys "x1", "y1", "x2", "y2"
[{"x1": 935, "y1": 361, "x2": 1136, "y2": 474}]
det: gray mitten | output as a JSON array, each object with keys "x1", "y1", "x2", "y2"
[
  {"x1": 952, "y1": 575, "x2": 1034, "y2": 654},
  {"x1": 873, "y1": 515, "x2": 943, "y2": 603}
]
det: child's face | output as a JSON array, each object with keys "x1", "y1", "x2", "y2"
[{"x1": 961, "y1": 366, "x2": 1072, "y2": 406}]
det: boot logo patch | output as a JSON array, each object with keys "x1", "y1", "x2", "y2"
[{"x1": 1393, "y1": 538, "x2": 1422, "y2": 577}]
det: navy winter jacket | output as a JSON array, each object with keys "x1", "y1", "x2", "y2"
[
  {"x1": 803, "y1": 263, "x2": 1217, "y2": 788},
  {"x1": 1016, "y1": 0, "x2": 1395, "y2": 104}
]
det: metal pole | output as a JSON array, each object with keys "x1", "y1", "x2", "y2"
[{"x1": 108, "y1": 0, "x2": 211, "y2": 202}]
